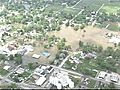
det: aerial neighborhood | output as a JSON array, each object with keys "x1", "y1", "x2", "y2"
[{"x1": 0, "y1": 0, "x2": 120, "y2": 89}]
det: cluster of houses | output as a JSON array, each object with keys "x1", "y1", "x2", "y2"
[
  {"x1": 109, "y1": 36, "x2": 120, "y2": 45},
  {"x1": 27, "y1": 65, "x2": 76, "y2": 89},
  {"x1": 31, "y1": 65, "x2": 53, "y2": 86},
  {"x1": 49, "y1": 70, "x2": 74, "y2": 89},
  {"x1": 9, "y1": 66, "x2": 30, "y2": 83},
  {"x1": 97, "y1": 71, "x2": 120, "y2": 84},
  {"x1": 106, "y1": 33, "x2": 120, "y2": 45},
  {"x1": 69, "y1": 51, "x2": 97, "y2": 64},
  {"x1": 0, "y1": 41, "x2": 34, "y2": 56}
]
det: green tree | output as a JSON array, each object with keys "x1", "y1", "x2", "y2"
[
  {"x1": 8, "y1": 83, "x2": 17, "y2": 89},
  {"x1": 14, "y1": 54, "x2": 22, "y2": 65},
  {"x1": 9, "y1": 55, "x2": 14, "y2": 60},
  {"x1": 79, "y1": 41, "x2": 83, "y2": 47},
  {"x1": 57, "y1": 41, "x2": 65, "y2": 50},
  {"x1": 97, "y1": 46, "x2": 103, "y2": 52},
  {"x1": 56, "y1": 26, "x2": 61, "y2": 31},
  {"x1": 0, "y1": 54, "x2": 6, "y2": 61},
  {"x1": 108, "y1": 83, "x2": 115, "y2": 89},
  {"x1": 80, "y1": 24, "x2": 85, "y2": 29},
  {"x1": 65, "y1": 21, "x2": 70, "y2": 27},
  {"x1": 28, "y1": 63, "x2": 33, "y2": 70},
  {"x1": 74, "y1": 25, "x2": 79, "y2": 31}
]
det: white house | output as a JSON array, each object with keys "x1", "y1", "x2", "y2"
[
  {"x1": 35, "y1": 76, "x2": 46, "y2": 86},
  {"x1": 110, "y1": 74, "x2": 119, "y2": 83},
  {"x1": 49, "y1": 71, "x2": 74, "y2": 89},
  {"x1": 3, "y1": 66, "x2": 11, "y2": 71},
  {"x1": 109, "y1": 36, "x2": 120, "y2": 45},
  {"x1": 32, "y1": 54, "x2": 41, "y2": 59},
  {"x1": 98, "y1": 71, "x2": 107, "y2": 79},
  {"x1": 16, "y1": 68, "x2": 25, "y2": 74}
]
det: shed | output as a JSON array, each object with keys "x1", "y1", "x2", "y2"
[{"x1": 32, "y1": 54, "x2": 40, "y2": 59}]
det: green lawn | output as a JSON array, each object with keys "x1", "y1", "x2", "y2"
[
  {"x1": 108, "y1": 23, "x2": 120, "y2": 31},
  {"x1": 0, "y1": 67, "x2": 8, "y2": 76},
  {"x1": 70, "y1": 76, "x2": 81, "y2": 86},
  {"x1": 102, "y1": 6, "x2": 120, "y2": 14},
  {"x1": 87, "y1": 79, "x2": 96, "y2": 88},
  {"x1": 63, "y1": 59, "x2": 98, "y2": 77},
  {"x1": 63, "y1": 8, "x2": 79, "y2": 15},
  {"x1": 44, "y1": 4, "x2": 64, "y2": 13}
]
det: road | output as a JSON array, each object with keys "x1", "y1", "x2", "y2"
[
  {"x1": 95, "y1": 4, "x2": 104, "y2": 16},
  {"x1": 59, "y1": 51, "x2": 82, "y2": 68},
  {"x1": 5, "y1": 65, "x2": 21, "y2": 78},
  {"x1": 91, "y1": 4, "x2": 104, "y2": 26},
  {"x1": 71, "y1": 0, "x2": 83, "y2": 8},
  {"x1": 70, "y1": 9, "x2": 84, "y2": 23},
  {"x1": 58, "y1": 55, "x2": 70, "y2": 67},
  {"x1": 105, "y1": 24, "x2": 110, "y2": 29}
]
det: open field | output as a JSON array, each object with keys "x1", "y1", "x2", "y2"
[
  {"x1": 74, "y1": 0, "x2": 120, "y2": 14},
  {"x1": 48, "y1": 25, "x2": 120, "y2": 50},
  {"x1": 75, "y1": 0, "x2": 108, "y2": 11}
]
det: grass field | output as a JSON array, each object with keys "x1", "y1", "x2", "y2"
[
  {"x1": 63, "y1": 8, "x2": 80, "y2": 15},
  {"x1": 95, "y1": 22, "x2": 120, "y2": 31},
  {"x1": 75, "y1": 0, "x2": 108, "y2": 11},
  {"x1": 101, "y1": 6, "x2": 120, "y2": 14},
  {"x1": 0, "y1": 67, "x2": 8, "y2": 76},
  {"x1": 108, "y1": 23, "x2": 120, "y2": 31},
  {"x1": 87, "y1": 79, "x2": 96, "y2": 88}
]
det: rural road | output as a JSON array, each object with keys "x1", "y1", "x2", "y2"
[{"x1": 71, "y1": 0, "x2": 83, "y2": 8}]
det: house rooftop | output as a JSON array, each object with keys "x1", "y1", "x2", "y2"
[
  {"x1": 110, "y1": 74, "x2": 119, "y2": 82},
  {"x1": 35, "y1": 76, "x2": 46, "y2": 86},
  {"x1": 98, "y1": 71, "x2": 107, "y2": 79},
  {"x1": 49, "y1": 71, "x2": 74, "y2": 89},
  {"x1": 16, "y1": 68, "x2": 25, "y2": 74},
  {"x1": 3, "y1": 65, "x2": 11, "y2": 70},
  {"x1": 32, "y1": 54, "x2": 40, "y2": 59}
]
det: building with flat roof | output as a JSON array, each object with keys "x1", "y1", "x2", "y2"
[
  {"x1": 32, "y1": 54, "x2": 41, "y2": 59},
  {"x1": 49, "y1": 70, "x2": 74, "y2": 89},
  {"x1": 3, "y1": 66, "x2": 11, "y2": 71},
  {"x1": 35, "y1": 76, "x2": 46, "y2": 86},
  {"x1": 98, "y1": 71, "x2": 107, "y2": 79},
  {"x1": 16, "y1": 68, "x2": 25, "y2": 74},
  {"x1": 110, "y1": 74, "x2": 119, "y2": 83}
]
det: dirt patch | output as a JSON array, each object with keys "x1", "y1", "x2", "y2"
[{"x1": 48, "y1": 24, "x2": 120, "y2": 50}]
